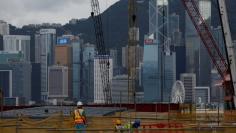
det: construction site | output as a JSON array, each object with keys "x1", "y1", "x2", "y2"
[
  {"x1": 1, "y1": 0, "x2": 236, "y2": 132},
  {"x1": 1, "y1": 104, "x2": 236, "y2": 133}
]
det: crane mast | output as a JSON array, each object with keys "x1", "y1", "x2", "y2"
[
  {"x1": 218, "y1": 0, "x2": 236, "y2": 109},
  {"x1": 91, "y1": 0, "x2": 112, "y2": 104},
  {"x1": 128, "y1": 0, "x2": 139, "y2": 103},
  {"x1": 182, "y1": 0, "x2": 235, "y2": 109}
]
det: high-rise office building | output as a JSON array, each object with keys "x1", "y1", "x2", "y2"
[
  {"x1": 3, "y1": 35, "x2": 31, "y2": 62},
  {"x1": 121, "y1": 45, "x2": 143, "y2": 69},
  {"x1": 143, "y1": 1, "x2": 176, "y2": 102},
  {"x1": 72, "y1": 41, "x2": 95, "y2": 102},
  {"x1": 143, "y1": 37, "x2": 159, "y2": 102},
  {"x1": 39, "y1": 29, "x2": 56, "y2": 101},
  {"x1": 31, "y1": 63, "x2": 41, "y2": 103},
  {"x1": 111, "y1": 75, "x2": 129, "y2": 103},
  {"x1": 48, "y1": 66, "x2": 68, "y2": 103},
  {"x1": 168, "y1": 0, "x2": 186, "y2": 41},
  {"x1": 83, "y1": 43, "x2": 95, "y2": 102},
  {"x1": 180, "y1": 73, "x2": 196, "y2": 103},
  {"x1": 195, "y1": 86, "x2": 210, "y2": 104},
  {"x1": 55, "y1": 44, "x2": 72, "y2": 97},
  {"x1": 94, "y1": 55, "x2": 113, "y2": 103},
  {"x1": 72, "y1": 40, "x2": 82, "y2": 100},
  {"x1": 143, "y1": 40, "x2": 176, "y2": 103},
  {"x1": 169, "y1": 13, "x2": 180, "y2": 35},
  {"x1": 56, "y1": 35, "x2": 79, "y2": 100},
  {"x1": 211, "y1": 26, "x2": 226, "y2": 59},
  {"x1": 0, "y1": 20, "x2": 9, "y2": 35},
  {"x1": 34, "y1": 34, "x2": 41, "y2": 63},
  {"x1": 185, "y1": 0, "x2": 211, "y2": 87},
  {"x1": 112, "y1": 75, "x2": 144, "y2": 103},
  {"x1": 175, "y1": 46, "x2": 186, "y2": 80},
  {"x1": 163, "y1": 53, "x2": 176, "y2": 102},
  {"x1": 0, "y1": 52, "x2": 31, "y2": 104},
  {"x1": 0, "y1": 70, "x2": 12, "y2": 98}
]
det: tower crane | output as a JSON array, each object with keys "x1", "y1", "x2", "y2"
[
  {"x1": 128, "y1": 0, "x2": 139, "y2": 103},
  {"x1": 182, "y1": 0, "x2": 235, "y2": 109},
  {"x1": 91, "y1": 0, "x2": 112, "y2": 104}
]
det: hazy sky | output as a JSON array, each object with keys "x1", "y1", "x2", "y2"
[{"x1": 0, "y1": 0, "x2": 119, "y2": 27}]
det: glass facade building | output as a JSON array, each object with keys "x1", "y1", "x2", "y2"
[
  {"x1": 3, "y1": 35, "x2": 31, "y2": 62},
  {"x1": 38, "y1": 29, "x2": 56, "y2": 101},
  {"x1": 83, "y1": 44, "x2": 95, "y2": 103},
  {"x1": 0, "y1": 62, "x2": 31, "y2": 104},
  {"x1": 185, "y1": 0, "x2": 212, "y2": 87},
  {"x1": 143, "y1": 40, "x2": 159, "y2": 102},
  {"x1": 72, "y1": 41, "x2": 81, "y2": 100},
  {"x1": 72, "y1": 42, "x2": 95, "y2": 102}
]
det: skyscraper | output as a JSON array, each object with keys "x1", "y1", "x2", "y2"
[
  {"x1": 72, "y1": 41, "x2": 95, "y2": 102},
  {"x1": 39, "y1": 29, "x2": 56, "y2": 101},
  {"x1": 143, "y1": 37, "x2": 159, "y2": 102},
  {"x1": 31, "y1": 63, "x2": 41, "y2": 103},
  {"x1": 48, "y1": 65, "x2": 68, "y2": 103},
  {"x1": 111, "y1": 75, "x2": 129, "y2": 103},
  {"x1": 3, "y1": 35, "x2": 31, "y2": 62},
  {"x1": 180, "y1": 73, "x2": 196, "y2": 103},
  {"x1": 163, "y1": 53, "x2": 176, "y2": 102},
  {"x1": 72, "y1": 40, "x2": 81, "y2": 100},
  {"x1": 121, "y1": 45, "x2": 143, "y2": 70},
  {"x1": 55, "y1": 43, "x2": 72, "y2": 98},
  {"x1": 83, "y1": 43, "x2": 95, "y2": 102},
  {"x1": 0, "y1": 52, "x2": 31, "y2": 104},
  {"x1": 175, "y1": 45, "x2": 186, "y2": 80},
  {"x1": 143, "y1": 1, "x2": 176, "y2": 102},
  {"x1": 185, "y1": 0, "x2": 212, "y2": 87},
  {"x1": 94, "y1": 55, "x2": 113, "y2": 103},
  {"x1": 34, "y1": 34, "x2": 41, "y2": 63}
]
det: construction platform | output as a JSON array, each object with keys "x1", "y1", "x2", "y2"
[{"x1": 1, "y1": 106, "x2": 236, "y2": 133}]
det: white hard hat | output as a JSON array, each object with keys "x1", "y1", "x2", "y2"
[{"x1": 77, "y1": 101, "x2": 83, "y2": 106}]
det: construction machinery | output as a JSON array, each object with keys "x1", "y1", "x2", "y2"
[
  {"x1": 182, "y1": 0, "x2": 236, "y2": 109},
  {"x1": 91, "y1": 0, "x2": 112, "y2": 104}
]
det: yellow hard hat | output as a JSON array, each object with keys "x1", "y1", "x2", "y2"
[{"x1": 116, "y1": 119, "x2": 121, "y2": 125}]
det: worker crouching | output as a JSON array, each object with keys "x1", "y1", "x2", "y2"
[{"x1": 114, "y1": 119, "x2": 141, "y2": 133}]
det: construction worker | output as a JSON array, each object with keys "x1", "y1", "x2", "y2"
[
  {"x1": 123, "y1": 120, "x2": 141, "y2": 133},
  {"x1": 74, "y1": 101, "x2": 86, "y2": 133},
  {"x1": 132, "y1": 119, "x2": 141, "y2": 129},
  {"x1": 114, "y1": 119, "x2": 124, "y2": 132}
]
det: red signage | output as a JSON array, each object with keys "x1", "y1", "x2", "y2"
[{"x1": 144, "y1": 39, "x2": 154, "y2": 44}]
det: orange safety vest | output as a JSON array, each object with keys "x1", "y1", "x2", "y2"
[{"x1": 74, "y1": 109, "x2": 86, "y2": 124}]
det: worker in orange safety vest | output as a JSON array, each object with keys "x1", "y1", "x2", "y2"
[{"x1": 74, "y1": 101, "x2": 86, "y2": 133}]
